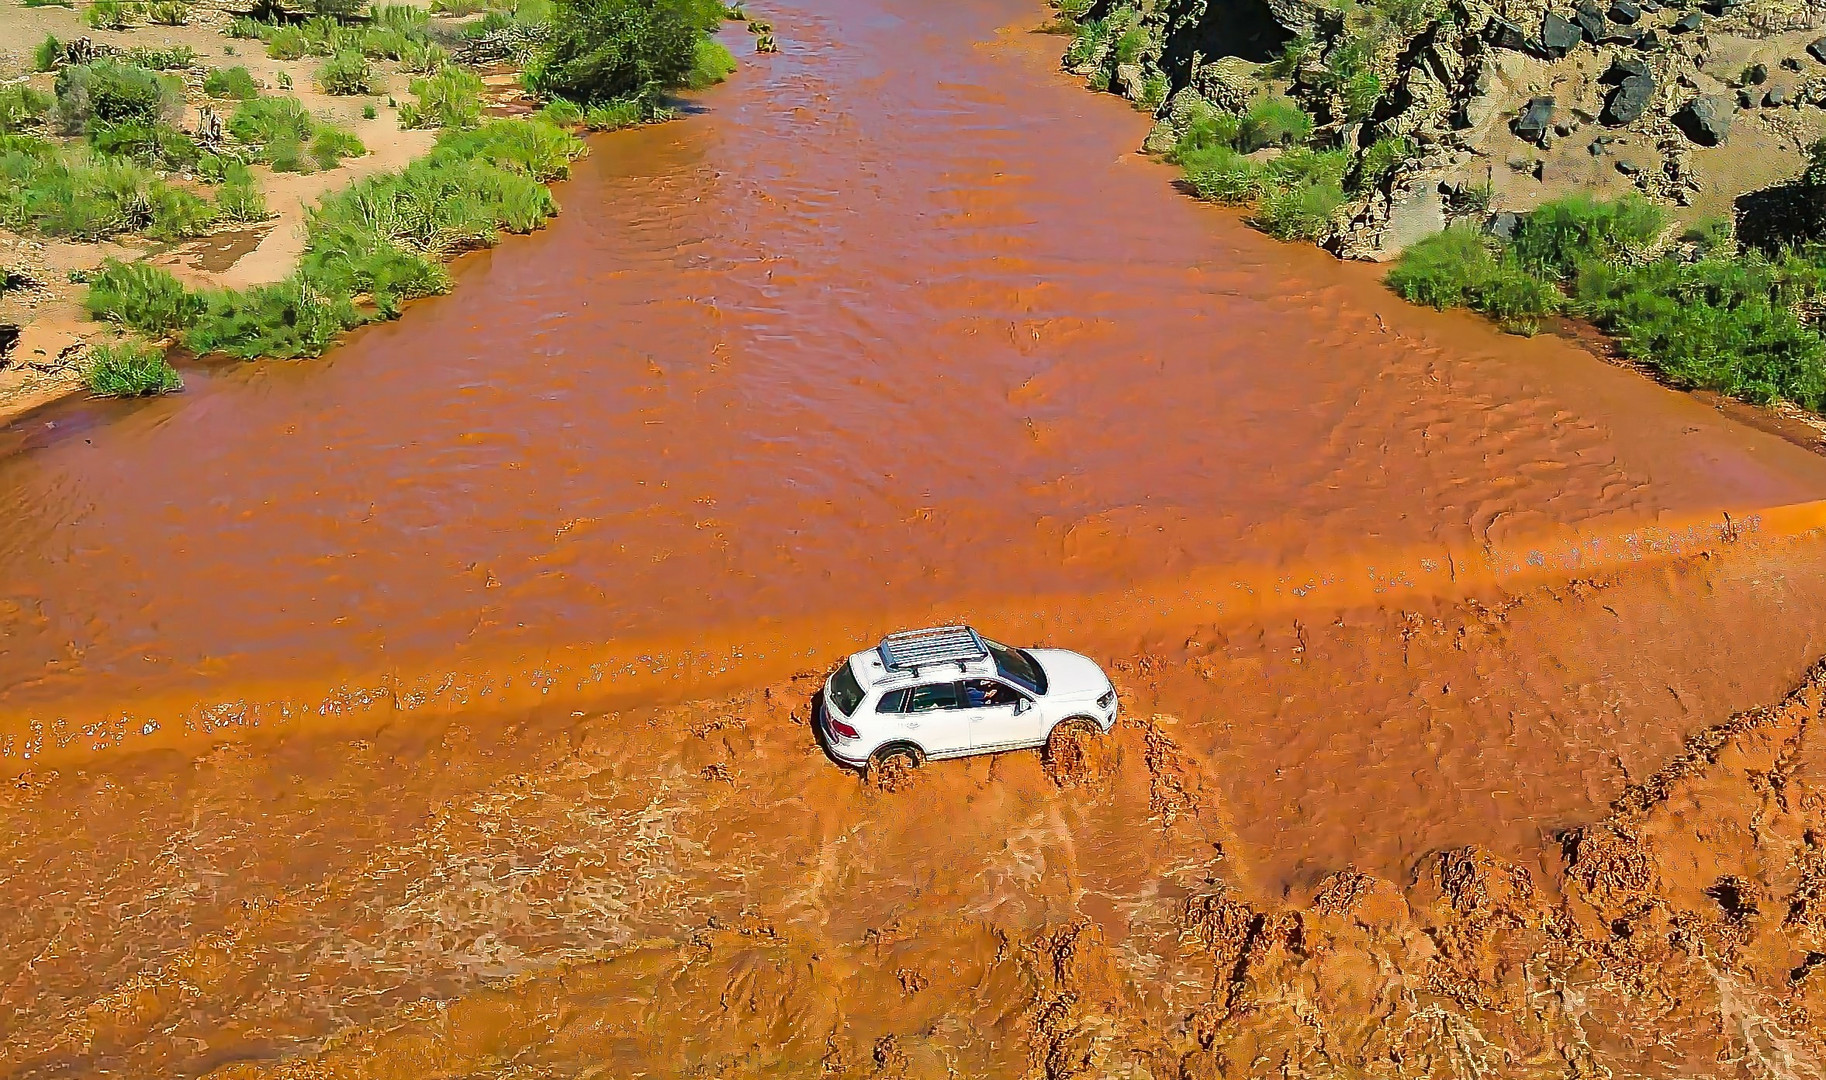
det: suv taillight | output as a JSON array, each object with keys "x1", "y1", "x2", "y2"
[{"x1": 829, "y1": 715, "x2": 860, "y2": 739}]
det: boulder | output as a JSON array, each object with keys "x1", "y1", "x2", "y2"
[
  {"x1": 1194, "y1": 56, "x2": 1259, "y2": 113},
  {"x1": 1674, "y1": 95, "x2": 1731, "y2": 144},
  {"x1": 1783, "y1": 57, "x2": 1802, "y2": 71},
  {"x1": 1737, "y1": 87, "x2": 1755, "y2": 108},
  {"x1": 1603, "y1": 73, "x2": 1656, "y2": 123},
  {"x1": 1603, "y1": 22, "x2": 1640, "y2": 43},
  {"x1": 1766, "y1": 84, "x2": 1792, "y2": 106},
  {"x1": 1616, "y1": 159, "x2": 1642, "y2": 175},
  {"x1": 1602, "y1": 53, "x2": 1650, "y2": 81},
  {"x1": 1744, "y1": 62, "x2": 1768, "y2": 84},
  {"x1": 1635, "y1": 28, "x2": 1663, "y2": 49},
  {"x1": 1513, "y1": 95, "x2": 1556, "y2": 141},
  {"x1": 1573, "y1": 1, "x2": 1609, "y2": 42},
  {"x1": 1810, "y1": 36, "x2": 1826, "y2": 63},
  {"x1": 1487, "y1": 17, "x2": 1530, "y2": 51},
  {"x1": 1485, "y1": 210, "x2": 1521, "y2": 240},
  {"x1": 1588, "y1": 134, "x2": 1616, "y2": 154},
  {"x1": 1673, "y1": 11, "x2": 1704, "y2": 31},
  {"x1": 1609, "y1": 0, "x2": 1641, "y2": 21},
  {"x1": 1541, "y1": 12, "x2": 1582, "y2": 56}
]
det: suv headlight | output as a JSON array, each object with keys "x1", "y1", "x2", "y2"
[{"x1": 1097, "y1": 689, "x2": 1116, "y2": 710}]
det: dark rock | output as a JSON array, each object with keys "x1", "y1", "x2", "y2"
[
  {"x1": 1674, "y1": 94, "x2": 1732, "y2": 144},
  {"x1": 1639, "y1": 0, "x2": 1660, "y2": 9},
  {"x1": 1602, "y1": 54, "x2": 1651, "y2": 81},
  {"x1": 1541, "y1": 12, "x2": 1582, "y2": 56},
  {"x1": 1810, "y1": 36, "x2": 1826, "y2": 63},
  {"x1": 1588, "y1": 134, "x2": 1616, "y2": 154},
  {"x1": 1532, "y1": 159, "x2": 1546, "y2": 179},
  {"x1": 1573, "y1": 1, "x2": 1610, "y2": 41},
  {"x1": 1745, "y1": 62, "x2": 1768, "y2": 84},
  {"x1": 1602, "y1": 21, "x2": 1639, "y2": 42},
  {"x1": 1485, "y1": 210, "x2": 1521, "y2": 240},
  {"x1": 1616, "y1": 159, "x2": 1642, "y2": 175},
  {"x1": 1604, "y1": 73, "x2": 1656, "y2": 123},
  {"x1": 1513, "y1": 95, "x2": 1556, "y2": 141},
  {"x1": 0, "y1": 325, "x2": 17, "y2": 366},
  {"x1": 1635, "y1": 28, "x2": 1663, "y2": 49},
  {"x1": 1782, "y1": 57, "x2": 1802, "y2": 71},
  {"x1": 1487, "y1": 16, "x2": 1530, "y2": 50},
  {"x1": 1737, "y1": 87, "x2": 1755, "y2": 108},
  {"x1": 1738, "y1": 175, "x2": 1826, "y2": 255},
  {"x1": 1673, "y1": 11, "x2": 1704, "y2": 31},
  {"x1": 1766, "y1": 84, "x2": 1791, "y2": 106},
  {"x1": 1609, "y1": 0, "x2": 1641, "y2": 21}
]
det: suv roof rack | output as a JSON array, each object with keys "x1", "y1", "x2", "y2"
[{"x1": 878, "y1": 625, "x2": 988, "y2": 674}]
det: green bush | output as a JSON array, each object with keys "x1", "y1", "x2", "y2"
[
  {"x1": 1238, "y1": 96, "x2": 1312, "y2": 152},
  {"x1": 87, "y1": 339, "x2": 183, "y2": 397},
  {"x1": 1251, "y1": 174, "x2": 1345, "y2": 241},
  {"x1": 317, "y1": 50, "x2": 374, "y2": 94},
  {"x1": 434, "y1": 116, "x2": 585, "y2": 180},
  {"x1": 34, "y1": 34, "x2": 64, "y2": 73},
  {"x1": 1064, "y1": 17, "x2": 1108, "y2": 67},
  {"x1": 373, "y1": 3, "x2": 432, "y2": 33},
  {"x1": 145, "y1": 1, "x2": 189, "y2": 25},
  {"x1": 85, "y1": 0, "x2": 134, "y2": 30},
  {"x1": 528, "y1": 0, "x2": 712, "y2": 104},
  {"x1": 686, "y1": 36, "x2": 736, "y2": 89},
  {"x1": 1574, "y1": 253, "x2": 1826, "y2": 407},
  {"x1": 1356, "y1": 135, "x2": 1412, "y2": 191},
  {"x1": 54, "y1": 60, "x2": 179, "y2": 134},
  {"x1": 1167, "y1": 103, "x2": 1242, "y2": 164},
  {"x1": 310, "y1": 124, "x2": 366, "y2": 168},
  {"x1": 0, "y1": 86, "x2": 54, "y2": 134},
  {"x1": 363, "y1": 102, "x2": 379, "y2": 119},
  {"x1": 85, "y1": 257, "x2": 204, "y2": 332},
  {"x1": 204, "y1": 66, "x2": 260, "y2": 99},
  {"x1": 1510, "y1": 193, "x2": 1664, "y2": 281},
  {"x1": 88, "y1": 119, "x2": 201, "y2": 169},
  {"x1": 225, "y1": 15, "x2": 273, "y2": 38},
  {"x1": 186, "y1": 278, "x2": 365, "y2": 360},
  {"x1": 122, "y1": 44, "x2": 198, "y2": 70},
  {"x1": 1180, "y1": 144, "x2": 1260, "y2": 203},
  {"x1": 213, "y1": 161, "x2": 269, "y2": 222},
  {"x1": 400, "y1": 66, "x2": 485, "y2": 128},
  {"x1": 266, "y1": 26, "x2": 312, "y2": 59},
  {"x1": 0, "y1": 135, "x2": 216, "y2": 241},
  {"x1": 536, "y1": 96, "x2": 583, "y2": 124},
  {"x1": 1386, "y1": 226, "x2": 1559, "y2": 334}
]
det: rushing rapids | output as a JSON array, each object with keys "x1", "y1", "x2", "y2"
[{"x1": 5, "y1": 0, "x2": 1826, "y2": 1076}]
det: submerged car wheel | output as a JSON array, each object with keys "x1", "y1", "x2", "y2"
[
  {"x1": 867, "y1": 742, "x2": 924, "y2": 791},
  {"x1": 1043, "y1": 717, "x2": 1105, "y2": 788}
]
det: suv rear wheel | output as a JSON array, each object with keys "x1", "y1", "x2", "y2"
[{"x1": 867, "y1": 742, "x2": 924, "y2": 790}]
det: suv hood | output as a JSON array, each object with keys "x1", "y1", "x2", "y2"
[{"x1": 1028, "y1": 649, "x2": 1111, "y2": 700}]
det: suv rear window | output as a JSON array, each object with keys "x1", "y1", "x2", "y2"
[{"x1": 829, "y1": 663, "x2": 866, "y2": 717}]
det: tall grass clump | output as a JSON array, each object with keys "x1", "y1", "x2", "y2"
[
  {"x1": 1386, "y1": 226, "x2": 1560, "y2": 334},
  {"x1": 85, "y1": 257, "x2": 205, "y2": 332},
  {"x1": 1237, "y1": 96, "x2": 1313, "y2": 152},
  {"x1": 1509, "y1": 193, "x2": 1664, "y2": 281},
  {"x1": 204, "y1": 65, "x2": 260, "y2": 99},
  {"x1": 0, "y1": 85, "x2": 54, "y2": 134},
  {"x1": 34, "y1": 34, "x2": 64, "y2": 72},
  {"x1": 0, "y1": 134, "x2": 213, "y2": 241},
  {"x1": 86, "y1": 339, "x2": 183, "y2": 396},
  {"x1": 400, "y1": 66, "x2": 484, "y2": 128},
  {"x1": 53, "y1": 59, "x2": 180, "y2": 134},
  {"x1": 316, "y1": 50, "x2": 374, "y2": 94}
]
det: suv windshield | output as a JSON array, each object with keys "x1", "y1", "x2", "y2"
[
  {"x1": 986, "y1": 640, "x2": 1047, "y2": 695},
  {"x1": 829, "y1": 662, "x2": 866, "y2": 717}
]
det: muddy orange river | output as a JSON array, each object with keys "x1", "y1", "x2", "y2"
[{"x1": 8, "y1": 2, "x2": 1826, "y2": 1076}]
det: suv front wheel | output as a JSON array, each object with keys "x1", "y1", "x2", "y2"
[{"x1": 867, "y1": 742, "x2": 925, "y2": 789}]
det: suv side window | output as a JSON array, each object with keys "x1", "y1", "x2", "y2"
[
  {"x1": 960, "y1": 678, "x2": 1022, "y2": 708},
  {"x1": 877, "y1": 688, "x2": 911, "y2": 713},
  {"x1": 906, "y1": 682, "x2": 961, "y2": 712}
]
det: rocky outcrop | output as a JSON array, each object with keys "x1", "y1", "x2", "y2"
[{"x1": 1070, "y1": 0, "x2": 1826, "y2": 258}]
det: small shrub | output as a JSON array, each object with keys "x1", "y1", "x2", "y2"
[
  {"x1": 1064, "y1": 17, "x2": 1109, "y2": 67},
  {"x1": 122, "y1": 44, "x2": 198, "y2": 69},
  {"x1": 204, "y1": 66, "x2": 260, "y2": 99},
  {"x1": 1252, "y1": 176, "x2": 1345, "y2": 240},
  {"x1": 266, "y1": 26, "x2": 311, "y2": 59},
  {"x1": 1375, "y1": 0, "x2": 1444, "y2": 35},
  {"x1": 229, "y1": 95, "x2": 314, "y2": 145},
  {"x1": 213, "y1": 161, "x2": 269, "y2": 221},
  {"x1": 1113, "y1": 25, "x2": 1146, "y2": 65},
  {"x1": 85, "y1": 0, "x2": 134, "y2": 30},
  {"x1": 34, "y1": 34, "x2": 64, "y2": 73},
  {"x1": 0, "y1": 86, "x2": 54, "y2": 134},
  {"x1": 88, "y1": 119, "x2": 200, "y2": 168},
  {"x1": 1238, "y1": 96, "x2": 1312, "y2": 152},
  {"x1": 1356, "y1": 135, "x2": 1412, "y2": 191},
  {"x1": 434, "y1": 0, "x2": 486, "y2": 14},
  {"x1": 54, "y1": 60, "x2": 180, "y2": 134},
  {"x1": 434, "y1": 116, "x2": 584, "y2": 180},
  {"x1": 686, "y1": 36, "x2": 736, "y2": 88},
  {"x1": 373, "y1": 3, "x2": 432, "y2": 33},
  {"x1": 397, "y1": 38, "x2": 449, "y2": 73},
  {"x1": 225, "y1": 15, "x2": 272, "y2": 38},
  {"x1": 144, "y1": 1, "x2": 189, "y2": 25},
  {"x1": 363, "y1": 102, "x2": 378, "y2": 119},
  {"x1": 536, "y1": 96, "x2": 583, "y2": 125},
  {"x1": 1387, "y1": 226, "x2": 1561, "y2": 334},
  {"x1": 86, "y1": 339, "x2": 182, "y2": 397},
  {"x1": 1166, "y1": 103, "x2": 1241, "y2": 163},
  {"x1": 277, "y1": 71, "x2": 294, "y2": 89},
  {"x1": 85, "y1": 257, "x2": 203, "y2": 332},
  {"x1": 310, "y1": 123, "x2": 365, "y2": 168},
  {"x1": 1138, "y1": 72, "x2": 1168, "y2": 111},
  {"x1": 400, "y1": 66, "x2": 485, "y2": 128},
  {"x1": 316, "y1": 50, "x2": 374, "y2": 94},
  {"x1": 1182, "y1": 145, "x2": 1260, "y2": 203}
]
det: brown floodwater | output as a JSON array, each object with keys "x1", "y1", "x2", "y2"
[{"x1": 8, "y1": 0, "x2": 1826, "y2": 1075}]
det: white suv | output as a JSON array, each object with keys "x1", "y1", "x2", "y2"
[{"x1": 815, "y1": 626, "x2": 1119, "y2": 772}]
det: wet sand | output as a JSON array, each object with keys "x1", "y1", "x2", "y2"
[{"x1": 5, "y1": 0, "x2": 1826, "y2": 1075}]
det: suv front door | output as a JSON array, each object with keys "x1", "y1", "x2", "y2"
[{"x1": 958, "y1": 678, "x2": 1041, "y2": 750}]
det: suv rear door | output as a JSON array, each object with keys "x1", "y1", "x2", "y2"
[{"x1": 894, "y1": 680, "x2": 970, "y2": 757}]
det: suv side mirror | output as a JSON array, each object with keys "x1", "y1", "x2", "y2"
[{"x1": 1014, "y1": 698, "x2": 1032, "y2": 715}]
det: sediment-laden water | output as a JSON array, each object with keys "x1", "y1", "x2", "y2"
[{"x1": 6, "y1": 1, "x2": 1826, "y2": 1075}]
